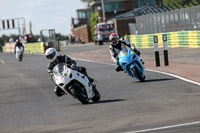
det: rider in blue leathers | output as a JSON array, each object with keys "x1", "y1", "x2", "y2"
[{"x1": 109, "y1": 33, "x2": 142, "y2": 72}]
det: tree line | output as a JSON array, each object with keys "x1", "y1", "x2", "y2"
[{"x1": 0, "y1": 33, "x2": 69, "y2": 45}]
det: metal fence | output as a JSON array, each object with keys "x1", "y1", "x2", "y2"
[{"x1": 129, "y1": 5, "x2": 200, "y2": 35}]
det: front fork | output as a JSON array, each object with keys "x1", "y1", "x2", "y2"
[{"x1": 129, "y1": 61, "x2": 143, "y2": 77}]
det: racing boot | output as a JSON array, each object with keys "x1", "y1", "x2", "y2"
[
  {"x1": 133, "y1": 48, "x2": 141, "y2": 57},
  {"x1": 87, "y1": 76, "x2": 94, "y2": 83},
  {"x1": 116, "y1": 63, "x2": 123, "y2": 72},
  {"x1": 141, "y1": 59, "x2": 145, "y2": 65},
  {"x1": 77, "y1": 66, "x2": 94, "y2": 83},
  {"x1": 134, "y1": 49, "x2": 144, "y2": 65}
]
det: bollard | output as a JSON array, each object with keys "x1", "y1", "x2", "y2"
[
  {"x1": 163, "y1": 34, "x2": 169, "y2": 66},
  {"x1": 154, "y1": 36, "x2": 160, "y2": 67}
]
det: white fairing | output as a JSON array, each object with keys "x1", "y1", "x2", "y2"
[
  {"x1": 53, "y1": 63, "x2": 94, "y2": 99},
  {"x1": 15, "y1": 46, "x2": 23, "y2": 59}
]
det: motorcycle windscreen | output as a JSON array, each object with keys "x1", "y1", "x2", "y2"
[
  {"x1": 118, "y1": 48, "x2": 134, "y2": 63},
  {"x1": 16, "y1": 47, "x2": 23, "y2": 52},
  {"x1": 53, "y1": 63, "x2": 67, "y2": 76},
  {"x1": 118, "y1": 48, "x2": 128, "y2": 58}
]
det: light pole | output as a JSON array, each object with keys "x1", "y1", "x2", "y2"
[{"x1": 101, "y1": 0, "x2": 105, "y2": 22}]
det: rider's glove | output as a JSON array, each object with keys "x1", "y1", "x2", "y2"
[
  {"x1": 136, "y1": 50, "x2": 141, "y2": 56},
  {"x1": 48, "y1": 70, "x2": 53, "y2": 73},
  {"x1": 71, "y1": 65, "x2": 76, "y2": 70}
]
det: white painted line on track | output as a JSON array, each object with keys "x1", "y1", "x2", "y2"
[
  {"x1": 124, "y1": 121, "x2": 200, "y2": 133},
  {"x1": 74, "y1": 58, "x2": 200, "y2": 86},
  {"x1": 146, "y1": 69, "x2": 200, "y2": 86},
  {"x1": 35, "y1": 54, "x2": 200, "y2": 86},
  {"x1": 36, "y1": 53, "x2": 200, "y2": 132},
  {"x1": 73, "y1": 58, "x2": 200, "y2": 132},
  {"x1": 0, "y1": 59, "x2": 5, "y2": 64},
  {"x1": 73, "y1": 58, "x2": 115, "y2": 66}
]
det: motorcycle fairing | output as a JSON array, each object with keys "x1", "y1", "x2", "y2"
[
  {"x1": 53, "y1": 63, "x2": 94, "y2": 99},
  {"x1": 118, "y1": 48, "x2": 144, "y2": 79}
]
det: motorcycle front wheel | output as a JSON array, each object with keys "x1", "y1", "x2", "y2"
[
  {"x1": 91, "y1": 89, "x2": 100, "y2": 102},
  {"x1": 71, "y1": 87, "x2": 89, "y2": 104},
  {"x1": 133, "y1": 67, "x2": 145, "y2": 82},
  {"x1": 18, "y1": 54, "x2": 22, "y2": 61}
]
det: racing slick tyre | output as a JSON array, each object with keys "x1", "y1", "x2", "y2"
[
  {"x1": 19, "y1": 54, "x2": 22, "y2": 61},
  {"x1": 71, "y1": 87, "x2": 89, "y2": 104},
  {"x1": 98, "y1": 41, "x2": 103, "y2": 45},
  {"x1": 91, "y1": 89, "x2": 101, "y2": 102},
  {"x1": 133, "y1": 67, "x2": 145, "y2": 82}
]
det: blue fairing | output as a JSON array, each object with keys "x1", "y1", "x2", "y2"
[{"x1": 118, "y1": 48, "x2": 144, "y2": 79}]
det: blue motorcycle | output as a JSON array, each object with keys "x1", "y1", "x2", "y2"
[{"x1": 118, "y1": 48, "x2": 145, "y2": 82}]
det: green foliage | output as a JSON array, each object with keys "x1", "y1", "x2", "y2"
[
  {"x1": 0, "y1": 34, "x2": 18, "y2": 44},
  {"x1": 56, "y1": 33, "x2": 69, "y2": 40},
  {"x1": 80, "y1": 0, "x2": 94, "y2": 6},
  {"x1": 80, "y1": 0, "x2": 93, "y2": 3},
  {"x1": 30, "y1": 35, "x2": 40, "y2": 42},
  {"x1": 90, "y1": 13, "x2": 98, "y2": 41},
  {"x1": 0, "y1": 33, "x2": 69, "y2": 44}
]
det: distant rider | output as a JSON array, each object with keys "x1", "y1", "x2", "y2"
[
  {"x1": 14, "y1": 39, "x2": 24, "y2": 54},
  {"x1": 45, "y1": 47, "x2": 94, "y2": 97},
  {"x1": 109, "y1": 33, "x2": 143, "y2": 72}
]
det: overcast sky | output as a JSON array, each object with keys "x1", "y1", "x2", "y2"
[{"x1": 0, "y1": 0, "x2": 87, "y2": 36}]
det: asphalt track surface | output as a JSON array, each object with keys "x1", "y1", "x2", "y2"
[{"x1": 0, "y1": 45, "x2": 200, "y2": 133}]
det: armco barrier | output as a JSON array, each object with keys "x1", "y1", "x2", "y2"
[
  {"x1": 5, "y1": 42, "x2": 15, "y2": 53},
  {"x1": 25, "y1": 42, "x2": 45, "y2": 53},
  {"x1": 4, "y1": 42, "x2": 45, "y2": 54},
  {"x1": 126, "y1": 31, "x2": 200, "y2": 48},
  {"x1": 2, "y1": 46, "x2": 5, "y2": 53}
]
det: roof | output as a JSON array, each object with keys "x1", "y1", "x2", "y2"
[
  {"x1": 76, "y1": 8, "x2": 92, "y2": 12},
  {"x1": 90, "y1": 0, "x2": 131, "y2": 6},
  {"x1": 109, "y1": 6, "x2": 170, "y2": 20},
  {"x1": 97, "y1": 22, "x2": 114, "y2": 26}
]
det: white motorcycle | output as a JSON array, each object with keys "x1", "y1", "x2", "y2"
[
  {"x1": 52, "y1": 63, "x2": 101, "y2": 104},
  {"x1": 15, "y1": 46, "x2": 23, "y2": 61}
]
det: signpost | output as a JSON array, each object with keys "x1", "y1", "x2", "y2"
[
  {"x1": 154, "y1": 36, "x2": 160, "y2": 67},
  {"x1": 0, "y1": 17, "x2": 26, "y2": 36},
  {"x1": 163, "y1": 34, "x2": 169, "y2": 66}
]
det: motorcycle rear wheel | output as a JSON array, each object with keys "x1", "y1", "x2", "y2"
[{"x1": 71, "y1": 87, "x2": 89, "y2": 104}]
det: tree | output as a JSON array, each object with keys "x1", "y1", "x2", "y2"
[
  {"x1": 80, "y1": 0, "x2": 94, "y2": 7},
  {"x1": 56, "y1": 33, "x2": 69, "y2": 40},
  {"x1": 29, "y1": 21, "x2": 33, "y2": 35},
  {"x1": 90, "y1": 13, "x2": 98, "y2": 41}
]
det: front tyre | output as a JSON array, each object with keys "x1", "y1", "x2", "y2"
[
  {"x1": 71, "y1": 87, "x2": 89, "y2": 104},
  {"x1": 98, "y1": 41, "x2": 103, "y2": 45},
  {"x1": 19, "y1": 53, "x2": 22, "y2": 61},
  {"x1": 133, "y1": 67, "x2": 145, "y2": 82},
  {"x1": 91, "y1": 89, "x2": 101, "y2": 102}
]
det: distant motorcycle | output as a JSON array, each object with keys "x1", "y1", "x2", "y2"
[
  {"x1": 15, "y1": 46, "x2": 23, "y2": 61},
  {"x1": 52, "y1": 63, "x2": 100, "y2": 104},
  {"x1": 118, "y1": 48, "x2": 145, "y2": 82}
]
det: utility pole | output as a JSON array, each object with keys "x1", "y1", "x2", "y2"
[{"x1": 101, "y1": 0, "x2": 105, "y2": 22}]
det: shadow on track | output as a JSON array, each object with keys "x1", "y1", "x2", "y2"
[
  {"x1": 90, "y1": 99, "x2": 125, "y2": 105},
  {"x1": 70, "y1": 99, "x2": 125, "y2": 105},
  {"x1": 143, "y1": 78, "x2": 176, "y2": 83}
]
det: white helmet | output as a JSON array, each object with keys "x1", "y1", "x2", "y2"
[{"x1": 45, "y1": 48, "x2": 57, "y2": 62}]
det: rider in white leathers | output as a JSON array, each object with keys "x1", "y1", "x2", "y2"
[{"x1": 45, "y1": 48, "x2": 94, "y2": 97}]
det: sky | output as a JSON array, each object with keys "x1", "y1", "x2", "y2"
[{"x1": 0, "y1": 0, "x2": 87, "y2": 36}]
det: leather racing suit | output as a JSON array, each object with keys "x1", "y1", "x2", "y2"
[
  {"x1": 109, "y1": 39, "x2": 140, "y2": 72},
  {"x1": 47, "y1": 55, "x2": 94, "y2": 97}
]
